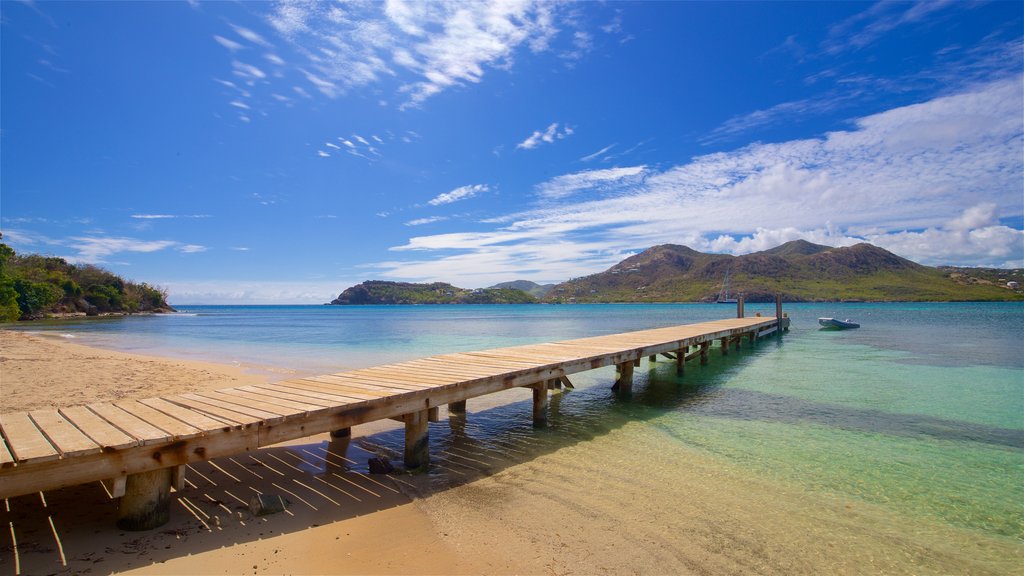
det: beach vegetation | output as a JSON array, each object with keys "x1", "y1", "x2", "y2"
[{"x1": 0, "y1": 235, "x2": 172, "y2": 321}]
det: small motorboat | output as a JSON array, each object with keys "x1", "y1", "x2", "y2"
[{"x1": 818, "y1": 317, "x2": 860, "y2": 330}]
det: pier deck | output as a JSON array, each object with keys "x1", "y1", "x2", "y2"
[{"x1": 0, "y1": 312, "x2": 786, "y2": 529}]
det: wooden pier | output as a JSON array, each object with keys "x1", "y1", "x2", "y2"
[{"x1": 0, "y1": 304, "x2": 787, "y2": 530}]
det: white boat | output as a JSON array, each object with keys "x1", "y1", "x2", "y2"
[{"x1": 818, "y1": 317, "x2": 860, "y2": 329}]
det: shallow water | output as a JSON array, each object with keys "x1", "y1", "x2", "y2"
[{"x1": 11, "y1": 302, "x2": 1024, "y2": 573}]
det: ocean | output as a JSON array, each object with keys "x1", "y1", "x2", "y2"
[{"x1": 12, "y1": 302, "x2": 1024, "y2": 573}]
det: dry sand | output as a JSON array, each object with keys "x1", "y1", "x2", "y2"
[{"x1": 0, "y1": 330, "x2": 492, "y2": 575}]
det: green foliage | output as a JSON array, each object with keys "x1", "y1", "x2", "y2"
[
  {"x1": 0, "y1": 277, "x2": 20, "y2": 322},
  {"x1": 330, "y1": 281, "x2": 537, "y2": 305},
  {"x1": 13, "y1": 279, "x2": 63, "y2": 318},
  {"x1": 0, "y1": 238, "x2": 172, "y2": 321}
]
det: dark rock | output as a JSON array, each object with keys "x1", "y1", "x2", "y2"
[{"x1": 368, "y1": 457, "x2": 395, "y2": 474}]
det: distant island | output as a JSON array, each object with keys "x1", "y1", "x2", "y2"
[
  {"x1": 329, "y1": 281, "x2": 538, "y2": 305},
  {"x1": 328, "y1": 241, "x2": 1023, "y2": 305},
  {"x1": 0, "y1": 235, "x2": 173, "y2": 321}
]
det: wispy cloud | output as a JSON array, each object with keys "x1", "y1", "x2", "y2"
[
  {"x1": 369, "y1": 77, "x2": 1024, "y2": 285},
  {"x1": 131, "y1": 214, "x2": 211, "y2": 220},
  {"x1": 210, "y1": 2, "x2": 601, "y2": 113},
  {"x1": 213, "y1": 35, "x2": 244, "y2": 52},
  {"x1": 535, "y1": 166, "x2": 646, "y2": 200},
  {"x1": 823, "y1": 0, "x2": 959, "y2": 55},
  {"x1": 428, "y1": 184, "x2": 489, "y2": 206},
  {"x1": 406, "y1": 216, "x2": 449, "y2": 226},
  {"x1": 580, "y1": 144, "x2": 616, "y2": 162},
  {"x1": 517, "y1": 122, "x2": 574, "y2": 150}
]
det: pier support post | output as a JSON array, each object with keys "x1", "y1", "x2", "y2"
[
  {"x1": 748, "y1": 331, "x2": 756, "y2": 343},
  {"x1": 404, "y1": 410, "x2": 429, "y2": 471},
  {"x1": 700, "y1": 342, "x2": 710, "y2": 365},
  {"x1": 448, "y1": 400, "x2": 467, "y2": 414},
  {"x1": 532, "y1": 384, "x2": 549, "y2": 427},
  {"x1": 616, "y1": 361, "x2": 634, "y2": 394},
  {"x1": 720, "y1": 337, "x2": 730, "y2": 355},
  {"x1": 117, "y1": 467, "x2": 173, "y2": 531},
  {"x1": 676, "y1": 347, "x2": 685, "y2": 376},
  {"x1": 737, "y1": 296, "x2": 745, "y2": 318},
  {"x1": 330, "y1": 427, "x2": 351, "y2": 438},
  {"x1": 649, "y1": 354, "x2": 657, "y2": 364},
  {"x1": 775, "y1": 295, "x2": 783, "y2": 323},
  {"x1": 734, "y1": 336, "x2": 741, "y2": 351}
]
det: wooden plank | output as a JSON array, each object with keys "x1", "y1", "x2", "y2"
[
  {"x1": 0, "y1": 412, "x2": 59, "y2": 463},
  {"x1": 114, "y1": 400, "x2": 202, "y2": 438},
  {"x1": 139, "y1": 397, "x2": 235, "y2": 432},
  {"x1": 0, "y1": 425, "x2": 260, "y2": 499},
  {"x1": 233, "y1": 385, "x2": 335, "y2": 409},
  {"x1": 359, "y1": 363, "x2": 466, "y2": 382},
  {"x1": 261, "y1": 381, "x2": 379, "y2": 404},
  {"x1": 314, "y1": 373, "x2": 428, "y2": 391},
  {"x1": 347, "y1": 367, "x2": 459, "y2": 387},
  {"x1": 283, "y1": 379, "x2": 397, "y2": 400},
  {"x1": 163, "y1": 395, "x2": 263, "y2": 426},
  {"x1": 28, "y1": 410, "x2": 101, "y2": 457},
  {"x1": 207, "y1": 389, "x2": 317, "y2": 414},
  {"x1": 88, "y1": 403, "x2": 172, "y2": 445},
  {"x1": 328, "y1": 373, "x2": 448, "y2": 392},
  {"x1": 344, "y1": 369, "x2": 437, "y2": 388},
  {"x1": 0, "y1": 436, "x2": 15, "y2": 467},
  {"x1": 177, "y1": 393, "x2": 282, "y2": 423},
  {"x1": 59, "y1": 406, "x2": 138, "y2": 450}
]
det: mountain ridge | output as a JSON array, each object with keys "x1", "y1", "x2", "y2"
[{"x1": 327, "y1": 241, "x2": 1023, "y2": 305}]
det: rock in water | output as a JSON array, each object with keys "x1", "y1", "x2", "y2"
[{"x1": 368, "y1": 457, "x2": 395, "y2": 474}]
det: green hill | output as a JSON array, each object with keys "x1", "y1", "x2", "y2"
[
  {"x1": 545, "y1": 241, "x2": 1023, "y2": 303},
  {"x1": 488, "y1": 280, "x2": 556, "y2": 298},
  {"x1": 329, "y1": 281, "x2": 537, "y2": 305},
  {"x1": 0, "y1": 236, "x2": 173, "y2": 321}
]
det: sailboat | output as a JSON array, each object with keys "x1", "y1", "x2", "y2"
[{"x1": 717, "y1": 270, "x2": 738, "y2": 304}]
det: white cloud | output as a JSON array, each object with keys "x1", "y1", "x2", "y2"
[
  {"x1": 69, "y1": 236, "x2": 179, "y2": 263},
  {"x1": 213, "y1": 35, "x2": 244, "y2": 52},
  {"x1": 243, "y1": 1, "x2": 588, "y2": 110},
  {"x1": 232, "y1": 60, "x2": 266, "y2": 81},
  {"x1": 580, "y1": 143, "x2": 616, "y2": 162},
  {"x1": 178, "y1": 244, "x2": 208, "y2": 254},
  {"x1": 229, "y1": 100, "x2": 250, "y2": 110},
  {"x1": 517, "y1": 122, "x2": 574, "y2": 150},
  {"x1": 317, "y1": 150, "x2": 330, "y2": 157},
  {"x1": 370, "y1": 76, "x2": 1024, "y2": 284},
  {"x1": 231, "y1": 24, "x2": 272, "y2": 47},
  {"x1": 130, "y1": 214, "x2": 211, "y2": 220},
  {"x1": 535, "y1": 166, "x2": 647, "y2": 200},
  {"x1": 428, "y1": 184, "x2": 489, "y2": 206},
  {"x1": 405, "y1": 216, "x2": 448, "y2": 226}
]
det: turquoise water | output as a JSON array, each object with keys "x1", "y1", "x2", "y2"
[{"x1": 11, "y1": 302, "x2": 1024, "y2": 563}]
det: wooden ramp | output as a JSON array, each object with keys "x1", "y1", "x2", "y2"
[{"x1": 0, "y1": 312, "x2": 787, "y2": 529}]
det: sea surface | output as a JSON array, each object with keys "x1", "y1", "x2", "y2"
[{"x1": 12, "y1": 302, "x2": 1024, "y2": 573}]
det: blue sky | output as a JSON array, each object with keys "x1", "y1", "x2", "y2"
[{"x1": 2, "y1": 1, "x2": 1022, "y2": 304}]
